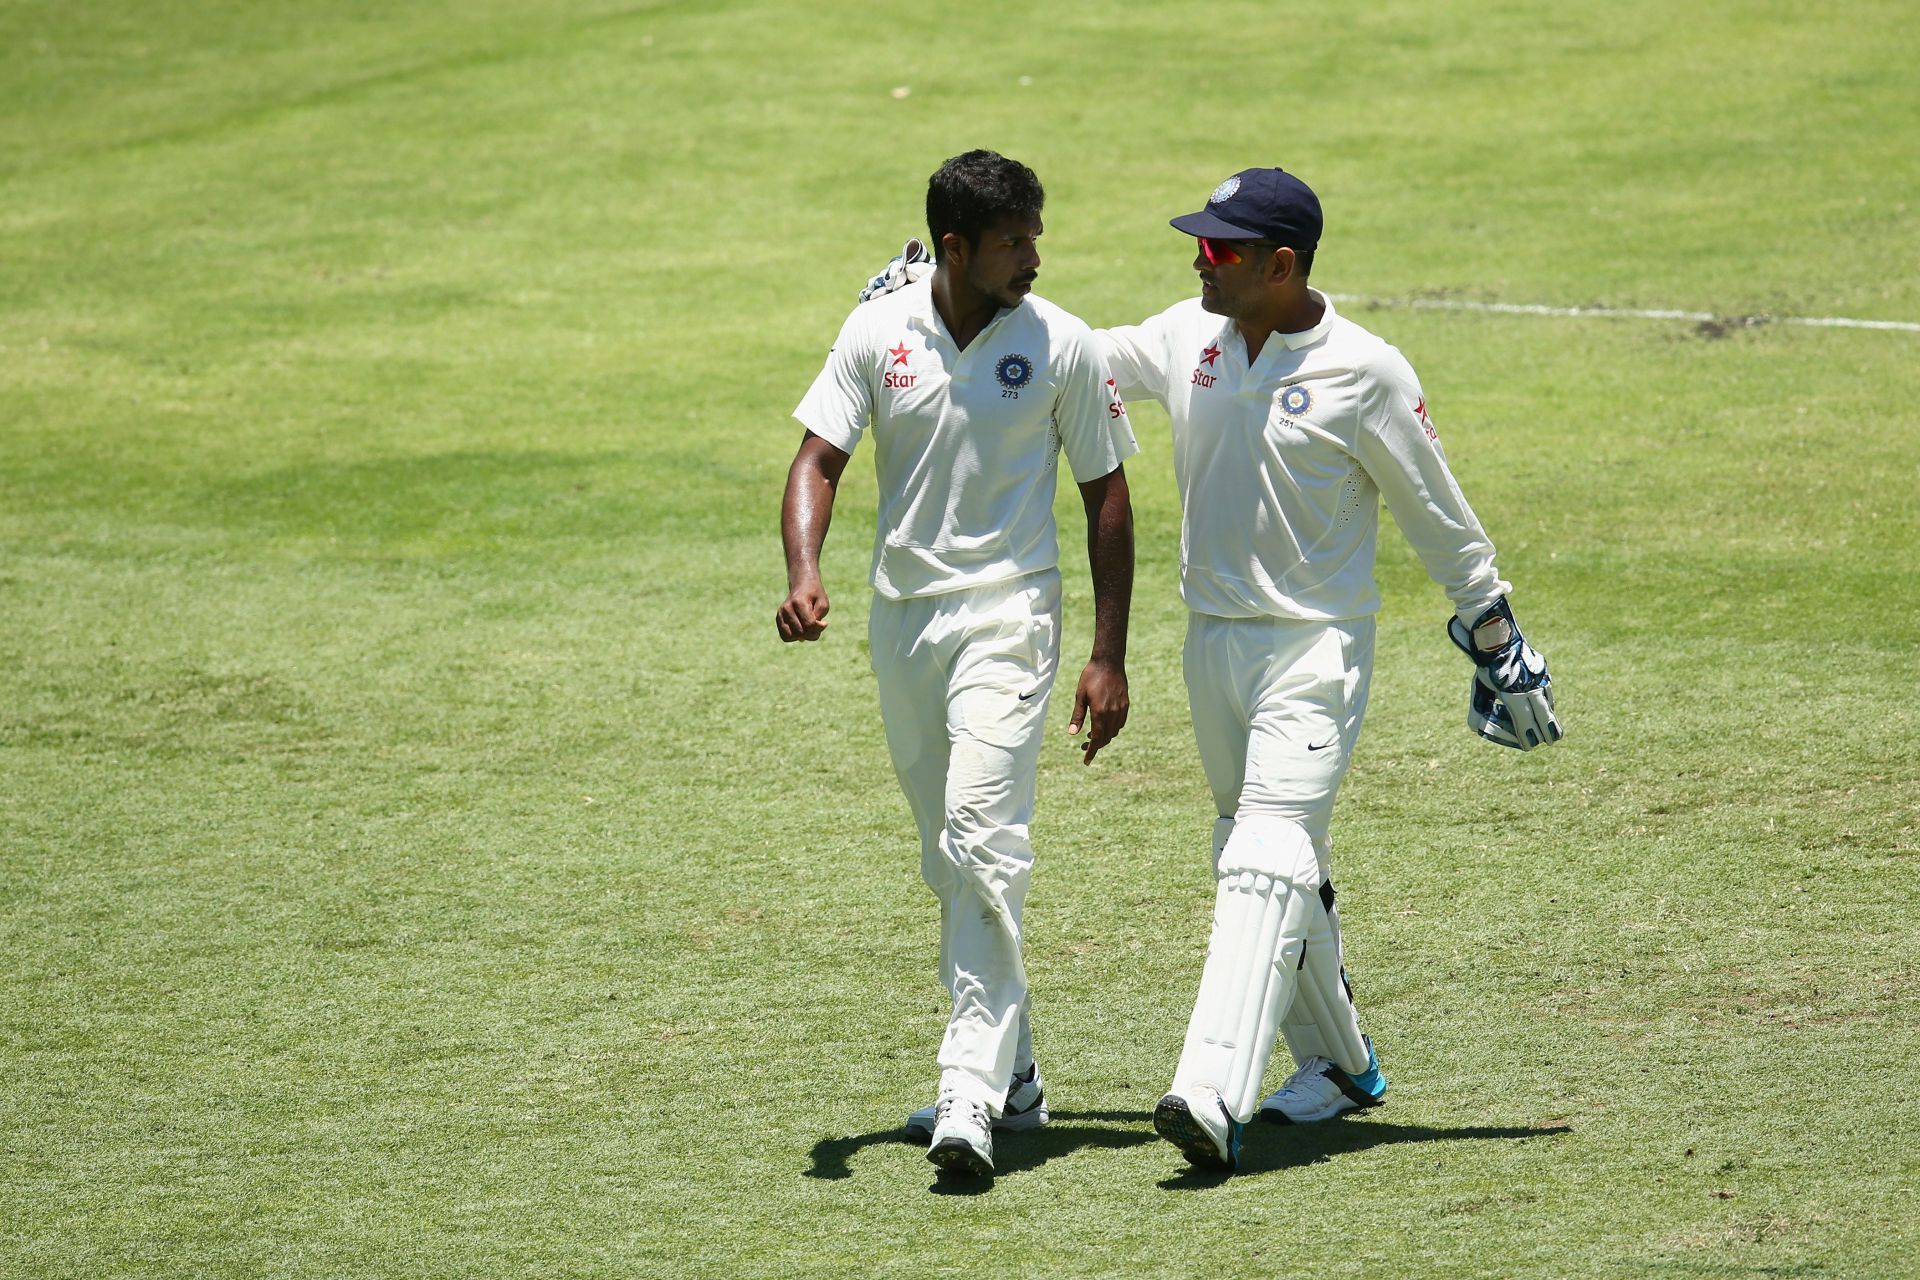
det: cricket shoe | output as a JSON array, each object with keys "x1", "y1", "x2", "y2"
[
  {"x1": 926, "y1": 1093, "x2": 994, "y2": 1177},
  {"x1": 905, "y1": 1063, "x2": 1048, "y2": 1140},
  {"x1": 1259, "y1": 1039, "x2": 1387, "y2": 1124},
  {"x1": 1152, "y1": 1084, "x2": 1242, "y2": 1172}
]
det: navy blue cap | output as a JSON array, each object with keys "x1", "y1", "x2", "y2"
[{"x1": 1170, "y1": 168, "x2": 1322, "y2": 249}]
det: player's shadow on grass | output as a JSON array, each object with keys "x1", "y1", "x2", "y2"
[
  {"x1": 806, "y1": 1112, "x2": 1569, "y2": 1193},
  {"x1": 805, "y1": 1108, "x2": 1156, "y2": 1190},
  {"x1": 1157, "y1": 1118, "x2": 1572, "y2": 1191}
]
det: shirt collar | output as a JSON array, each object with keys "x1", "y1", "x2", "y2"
[
  {"x1": 901, "y1": 278, "x2": 943, "y2": 338},
  {"x1": 1209, "y1": 287, "x2": 1338, "y2": 361},
  {"x1": 902, "y1": 278, "x2": 1023, "y2": 346},
  {"x1": 1278, "y1": 287, "x2": 1336, "y2": 350}
]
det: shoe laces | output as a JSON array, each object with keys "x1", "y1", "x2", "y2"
[
  {"x1": 936, "y1": 1093, "x2": 991, "y2": 1129},
  {"x1": 1277, "y1": 1056, "x2": 1334, "y2": 1097}
]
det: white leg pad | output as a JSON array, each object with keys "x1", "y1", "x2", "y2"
[
  {"x1": 1173, "y1": 814, "x2": 1321, "y2": 1122},
  {"x1": 1279, "y1": 888, "x2": 1371, "y2": 1075}
]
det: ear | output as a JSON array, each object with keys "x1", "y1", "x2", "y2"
[
  {"x1": 1267, "y1": 246, "x2": 1298, "y2": 286},
  {"x1": 939, "y1": 231, "x2": 969, "y2": 270}
]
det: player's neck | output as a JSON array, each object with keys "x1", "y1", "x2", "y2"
[
  {"x1": 931, "y1": 266, "x2": 1000, "y2": 352},
  {"x1": 1238, "y1": 288, "x2": 1323, "y2": 362}
]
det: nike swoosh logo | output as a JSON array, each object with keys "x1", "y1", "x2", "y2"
[
  {"x1": 1017, "y1": 689, "x2": 1041, "y2": 701},
  {"x1": 1307, "y1": 739, "x2": 1337, "y2": 752}
]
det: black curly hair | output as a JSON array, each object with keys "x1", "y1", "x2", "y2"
[{"x1": 925, "y1": 150, "x2": 1044, "y2": 254}]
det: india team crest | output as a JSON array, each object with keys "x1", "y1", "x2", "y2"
[
  {"x1": 994, "y1": 353, "x2": 1034, "y2": 391},
  {"x1": 1210, "y1": 176, "x2": 1241, "y2": 205},
  {"x1": 1279, "y1": 384, "x2": 1313, "y2": 416}
]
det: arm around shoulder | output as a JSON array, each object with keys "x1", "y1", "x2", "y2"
[{"x1": 1097, "y1": 303, "x2": 1184, "y2": 407}]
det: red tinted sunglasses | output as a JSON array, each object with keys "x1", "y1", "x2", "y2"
[{"x1": 1198, "y1": 236, "x2": 1276, "y2": 267}]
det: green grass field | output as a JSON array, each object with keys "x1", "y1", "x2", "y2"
[{"x1": 4, "y1": 1, "x2": 1917, "y2": 1275}]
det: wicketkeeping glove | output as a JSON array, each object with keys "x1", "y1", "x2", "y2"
[
  {"x1": 858, "y1": 238, "x2": 935, "y2": 302},
  {"x1": 1447, "y1": 597, "x2": 1563, "y2": 751}
]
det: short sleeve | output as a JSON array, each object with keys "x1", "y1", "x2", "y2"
[
  {"x1": 1052, "y1": 324, "x2": 1139, "y2": 483},
  {"x1": 793, "y1": 308, "x2": 874, "y2": 453}
]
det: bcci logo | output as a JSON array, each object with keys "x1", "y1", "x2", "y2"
[
  {"x1": 995, "y1": 353, "x2": 1034, "y2": 393},
  {"x1": 1279, "y1": 384, "x2": 1313, "y2": 416},
  {"x1": 1210, "y1": 176, "x2": 1241, "y2": 205}
]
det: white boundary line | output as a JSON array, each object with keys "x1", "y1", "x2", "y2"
[{"x1": 1327, "y1": 294, "x2": 1920, "y2": 334}]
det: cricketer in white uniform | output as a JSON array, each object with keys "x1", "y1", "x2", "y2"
[
  {"x1": 777, "y1": 151, "x2": 1138, "y2": 1179},
  {"x1": 1101, "y1": 167, "x2": 1563, "y2": 1171}
]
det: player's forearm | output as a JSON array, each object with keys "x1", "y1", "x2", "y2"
[
  {"x1": 781, "y1": 435, "x2": 851, "y2": 587},
  {"x1": 1082, "y1": 467, "x2": 1135, "y2": 664},
  {"x1": 1401, "y1": 507, "x2": 1509, "y2": 622},
  {"x1": 780, "y1": 461, "x2": 838, "y2": 588}
]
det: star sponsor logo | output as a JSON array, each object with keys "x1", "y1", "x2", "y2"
[
  {"x1": 1105, "y1": 376, "x2": 1125, "y2": 420},
  {"x1": 1191, "y1": 343, "x2": 1223, "y2": 389},
  {"x1": 1413, "y1": 396, "x2": 1438, "y2": 441},
  {"x1": 883, "y1": 340, "x2": 916, "y2": 388}
]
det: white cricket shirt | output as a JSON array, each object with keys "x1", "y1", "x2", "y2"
[
  {"x1": 795, "y1": 278, "x2": 1138, "y2": 599},
  {"x1": 1101, "y1": 289, "x2": 1508, "y2": 622}
]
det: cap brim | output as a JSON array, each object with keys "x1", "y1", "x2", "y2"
[{"x1": 1169, "y1": 209, "x2": 1265, "y2": 239}]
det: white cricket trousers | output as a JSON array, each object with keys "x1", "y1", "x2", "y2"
[
  {"x1": 868, "y1": 568, "x2": 1060, "y2": 1115},
  {"x1": 1171, "y1": 612, "x2": 1376, "y2": 1119},
  {"x1": 1185, "y1": 612, "x2": 1374, "y2": 850}
]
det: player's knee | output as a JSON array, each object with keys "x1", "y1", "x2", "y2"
[
  {"x1": 944, "y1": 781, "x2": 1029, "y2": 846},
  {"x1": 939, "y1": 812, "x2": 1034, "y2": 879},
  {"x1": 1217, "y1": 812, "x2": 1319, "y2": 885}
]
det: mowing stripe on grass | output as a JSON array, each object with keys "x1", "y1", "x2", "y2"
[{"x1": 1330, "y1": 294, "x2": 1920, "y2": 333}]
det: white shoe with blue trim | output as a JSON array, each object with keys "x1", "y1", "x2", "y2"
[{"x1": 1259, "y1": 1040, "x2": 1387, "y2": 1124}]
